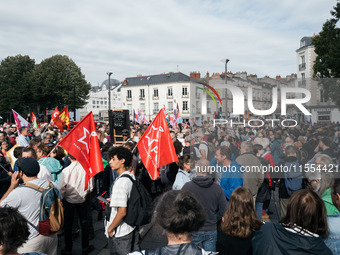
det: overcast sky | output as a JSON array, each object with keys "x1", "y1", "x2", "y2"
[{"x1": 0, "y1": 0, "x2": 336, "y2": 86}]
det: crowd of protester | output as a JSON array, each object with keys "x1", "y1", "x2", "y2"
[{"x1": 1, "y1": 118, "x2": 340, "y2": 254}]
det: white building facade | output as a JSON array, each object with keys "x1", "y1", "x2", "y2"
[
  {"x1": 296, "y1": 36, "x2": 340, "y2": 123},
  {"x1": 80, "y1": 79, "x2": 122, "y2": 121},
  {"x1": 121, "y1": 72, "x2": 202, "y2": 123}
]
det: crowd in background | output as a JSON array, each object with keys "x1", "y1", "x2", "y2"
[{"x1": 1, "y1": 118, "x2": 340, "y2": 254}]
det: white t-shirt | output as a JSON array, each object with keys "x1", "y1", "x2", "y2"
[
  {"x1": 0, "y1": 179, "x2": 49, "y2": 240},
  {"x1": 107, "y1": 171, "x2": 135, "y2": 238}
]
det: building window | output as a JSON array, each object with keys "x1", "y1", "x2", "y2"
[
  {"x1": 141, "y1": 103, "x2": 145, "y2": 112},
  {"x1": 183, "y1": 101, "x2": 188, "y2": 111},
  {"x1": 101, "y1": 101, "x2": 103, "y2": 105},
  {"x1": 127, "y1": 90, "x2": 132, "y2": 98},
  {"x1": 154, "y1": 89, "x2": 158, "y2": 98},
  {"x1": 97, "y1": 101, "x2": 99, "y2": 104},
  {"x1": 168, "y1": 87, "x2": 173, "y2": 96},
  {"x1": 154, "y1": 103, "x2": 159, "y2": 114},
  {"x1": 104, "y1": 101, "x2": 107, "y2": 105},
  {"x1": 182, "y1": 87, "x2": 188, "y2": 96},
  {"x1": 93, "y1": 100, "x2": 95, "y2": 104},
  {"x1": 140, "y1": 89, "x2": 145, "y2": 99},
  {"x1": 301, "y1": 55, "x2": 305, "y2": 64},
  {"x1": 168, "y1": 102, "x2": 173, "y2": 112},
  {"x1": 320, "y1": 89, "x2": 327, "y2": 103},
  {"x1": 127, "y1": 104, "x2": 132, "y2": 114}
]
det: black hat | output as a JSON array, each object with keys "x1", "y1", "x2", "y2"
[
  {"x1": 122, "y1": 129, "x2": 130, "y2": 136},
  {"x1": 16, "y1": 157, "x2": 40, "y2": 177}
]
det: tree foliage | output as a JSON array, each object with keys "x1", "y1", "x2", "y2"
[
  {"x1": 0, "y1": 54, "x2": 91, "y2": 118},
  {"x1": 0, "y1": 55, "x2": 35, "y2": 113},
  {"x1": 313, "y1": 1, "x2": 340, "y2": 107},
  {"x1": 313, "y1": 0, "x2": 340, "y2": 78},
  {"x1": 29, "y1": 55, "x2": 91, "y2": 113}
]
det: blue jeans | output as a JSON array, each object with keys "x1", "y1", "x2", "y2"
[
  {"x1": 255, "y1": 202, "x2": 263, "y2": 220},
  {"x1": 191, "y1": 229, "x2": 217, "y2": 252}
]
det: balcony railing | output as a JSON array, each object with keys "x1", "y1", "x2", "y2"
[
  {"x1": 152, "y1": 96, "x2": 159, "y2": 100},
  {"x1": 299, "y1": 63, "x2": 306, "y2": 71},
  {"x1": 126, "y1": 97, "x2": 132, "y2": 101},
  {"x1": 167, "y1": 94, "x2": 173, "y2": 99},
  {"x1": 298, "y1": 80, "x2": 306, "y2": 86},
  {"x1": 182, "y1": 94, "x2": 189, "y2": 98},
  {"x1": 139, "y1": 96, "x2": 145, "y2": 100}
]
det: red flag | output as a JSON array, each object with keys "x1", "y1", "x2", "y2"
[
  {"x1": 58, "y1": 111, "x2": 104, "y2": 190},
  {"x1": 137, "y1": 110, "x2": 178, "y2": 180},
  {"x1": 51, "y1": 107, "x2": 59, "y2": 123},
  {"x1": 53, "y1": 106, "x2": 70, "y2": 132},
  {"x1": 59, "y1": 106, "x2": 70, "y2": 128}
]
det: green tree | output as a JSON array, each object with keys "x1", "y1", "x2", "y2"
[
  {"x1": 29, "y1": 55, "x2": 91, "y2": 114},
  {"x1": 0, "y1": 55, "x2": 35, "y2": 114},
  {"x1": 313, "y1": 1, "x2": 340, "y2": 106}
]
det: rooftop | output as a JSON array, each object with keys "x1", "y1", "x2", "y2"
[{"x1": 122, "y1": 72, "x2": 191, "y2": 86}]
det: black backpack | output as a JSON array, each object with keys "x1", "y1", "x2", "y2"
[{"x1": 121, "y1": 174, "x2": 153, "y2": 227}]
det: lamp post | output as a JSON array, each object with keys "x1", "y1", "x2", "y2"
[
  {"x1": 107, "y1": 72, "x2": 113, "y2": 142},
  {"x1": 73, "y1": 84, "x2": 76, "y2": 121},
  {"x1": 225, "y1": 59, "x2": 230, "y2": 117}
]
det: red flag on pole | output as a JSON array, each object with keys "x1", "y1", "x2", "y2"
[
  {"x1": 52, "y1": 106, "x2": 70, "y2": 132},
  {"x1": 58, "y1": 111, "x2": 104, "y2": 190},
  {"x1": 137, "y1": 110, "x2": 178, "y2": 180},
  {"x1": 50, "y1": 107, "x2": 59, "y2": 124},
  {"x1": 59, "y1": 106, "x2": 70, "y2": 128}
]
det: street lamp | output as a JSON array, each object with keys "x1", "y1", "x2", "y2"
[
  {"x1": 225, "y1": 59, "x2": 230, "y2": 117},
  {"x1": 73, "y1": 84, "x2": 76, "y2": 121},
  {"x1": 107, "y1": 72, "x2": 113, "y2": 142},
  {"x1": 225, "y1": 59, "x2": 229, "y2": 85}
]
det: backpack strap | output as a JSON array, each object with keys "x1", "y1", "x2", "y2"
[
  {"x1": 120, "y1": 174, "x2": 135, "y2": 183},
  {"x1": 20, "y1": 182, "x2": 45, "y2": 193}
]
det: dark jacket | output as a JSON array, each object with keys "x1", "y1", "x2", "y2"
[
  {"x1": 142, "y1": 243, "x2": 214, "y2": 255},
  {"x1": 217, "y1": 229, "x2": 254, "y2": 255},
  {"x1": 182, "y1": 176, "x2": 227, "y2": 231},
  {"x1": 252, "y1": 222, "x2": 332, "y2": 255},
  {"x1": 256, "y1": 157, "x2": 270, "y2": 203}
]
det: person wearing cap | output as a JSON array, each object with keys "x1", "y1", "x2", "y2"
[
  {"x1": 10, "y1": 125, "x2": 17, "y2": 137},
  {"x1": 0, "y1": 157, "x2": 58, "y2": 255},
  {"x1": 122, "y1": 129, "x2": 133, "y2": 144}
]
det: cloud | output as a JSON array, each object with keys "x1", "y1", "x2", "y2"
[{"x1": 0, "y1": 0, "x2": 336, "y2": 85}]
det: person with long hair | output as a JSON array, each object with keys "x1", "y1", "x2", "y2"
[
  {"x1": 252, "y1": 189, "x2": 332, "y2": 255},
  {"x1": 130, "y1": 190, "x2": 215, "y2": 254},
  {"x1": 217, "y1": 187, "x2": 263, "y2": 255},
  {"x1": 0, "y1": 207, "x2": 42, "y2": 255}
]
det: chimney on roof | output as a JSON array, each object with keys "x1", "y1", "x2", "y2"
[
  {"x1": 247, "y1": 74, "x2": 258, "y2": 83},
  {"x1": 190, "y1": 71, "x2": 201, "y2": 80},
  {"x1": 212, "y1": 73, "x2": 221, "y2": 79},
  {"x1": 276, "y1": 75, "x2": 282, "y2": 81},
  {"x1": 206, "y1": 72, "x2": 209, "y2": 84}
]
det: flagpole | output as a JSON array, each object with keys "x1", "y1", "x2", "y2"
[
  {"x1": 39, "y1": 143, "x2": 59, "y2": 165},
  {"x1": 132, "y1": 144, "x2": 138, "y2": 153},
  {"x1": 0, "y1": 163, "x2": 9, "y2": 173},
  {"x1": 39, "y1": 111, "x2": 94, "y2": 166}
]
